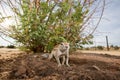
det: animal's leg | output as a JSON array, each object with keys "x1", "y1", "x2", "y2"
[
  {"x1": 66, "y1": 55, "x2": 70, "y2": 67},
  {"x1": 62, "y1": 56, "x2": 65, "y2": 65},
  {"x1": 55, "y1": 56, "x2": 61, "y2": 67}
]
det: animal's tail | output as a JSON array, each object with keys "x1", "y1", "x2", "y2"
[
  {"x1": 41, "y1": 53, "x2": 49, "y2": 58},
  {"x1": 48, "y1": 52, "x2": 54, "y2": 60}
]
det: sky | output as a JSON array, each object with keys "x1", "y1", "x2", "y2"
[
  {"x1": 0, "y1": 0, "x2": 120, "y2": 47},
  {"x1": 91, "y1": 0, "x2": 120, "y2": 47}
]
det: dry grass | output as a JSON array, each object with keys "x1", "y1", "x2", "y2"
[{"x1": 79, "y1": 50, "x2": 120, "y2": 56}]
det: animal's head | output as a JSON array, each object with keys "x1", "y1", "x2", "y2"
[{"x1": 59, "y1": 42, "x2": 70, "y2": 51}]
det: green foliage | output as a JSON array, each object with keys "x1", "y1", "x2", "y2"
[{"x1": 9, "y1": 0, "x2": 94, "y2": 52}]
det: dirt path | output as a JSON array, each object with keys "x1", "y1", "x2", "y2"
[{"x1": 0, "y1": 49, "x2": 120, "y2": 80}]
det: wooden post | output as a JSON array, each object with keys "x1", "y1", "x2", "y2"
[{"x1": 106, "y1": 36, "x2": 109, "y2": 51}]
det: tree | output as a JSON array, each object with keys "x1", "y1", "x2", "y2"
[{"x1": 0, "y1": 0, "x2": 105, "y2": 52}]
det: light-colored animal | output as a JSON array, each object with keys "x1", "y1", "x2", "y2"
[{"x1": 48, "y1": 42, "x2": 70, "y2": 67}]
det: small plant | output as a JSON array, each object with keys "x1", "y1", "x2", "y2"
[
  {"x1": 0, "y1": 46, "x2": 4, "y2": 48},
  {"x1": 7, "y1": 45, "x2": 15, "y2": 48},
  {"x1": 85, "y1": 47, "x2": 89, "y2": 50},
  {"x1": 114, "y1": 46, "x2": 119, "y2": 50},
  {"x1": 97, "y1": 46, "x2": 103, "y2": 50}
]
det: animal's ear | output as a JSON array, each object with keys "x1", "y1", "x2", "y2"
[
  {"x1": 67, "y1": 43, "x2": 70, "y2": 45},
  {"x1": 60, "y1": 43, "x2": 64, "y2": 45}
]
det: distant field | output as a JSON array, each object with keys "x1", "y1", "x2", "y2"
[
  {"x1": 0, "y1": 48, "x2": 25, "y2": 59},
  {"x1": 0, "y1": 48, "x2": 120, "y2": 60},
  {"x1": 79, "y1": 50, "x2": 120, "y2": 56}
]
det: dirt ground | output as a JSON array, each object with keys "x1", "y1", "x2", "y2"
[{"x1": 0, "y1": 48, "x2": 120, "y2": 80}]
